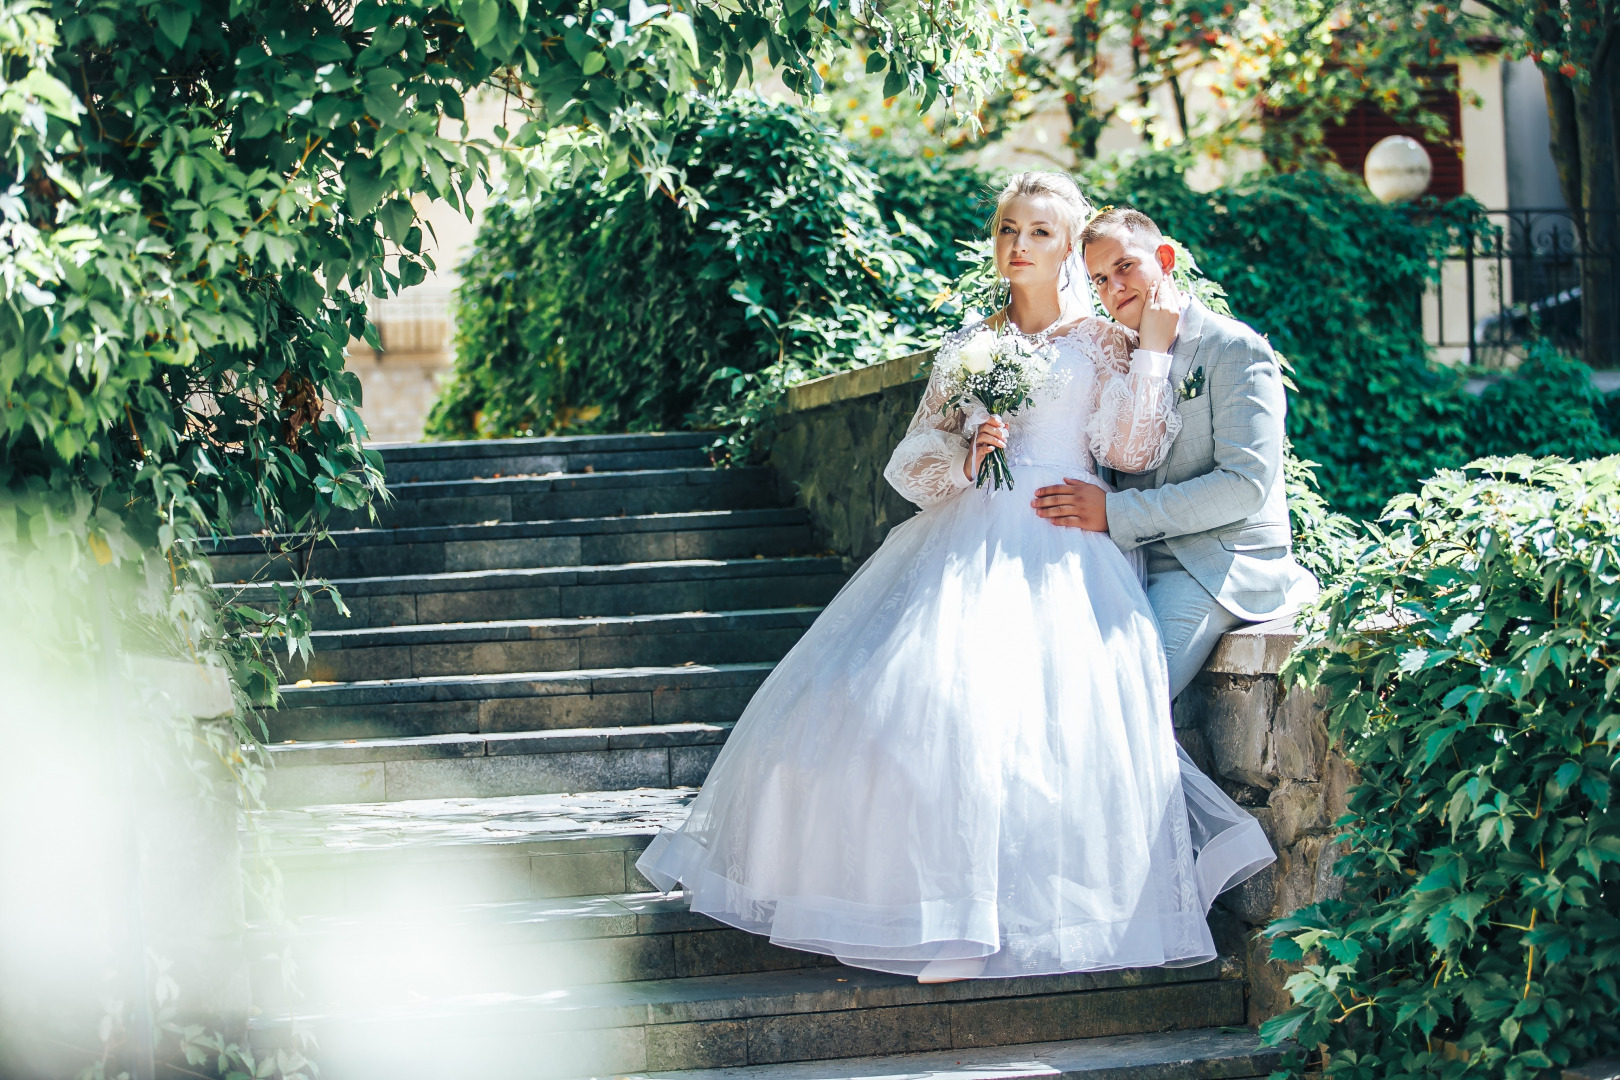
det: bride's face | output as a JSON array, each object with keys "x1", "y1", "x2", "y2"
[{"x1": 994, "y1": 195, "x2": 1072, "y2": 291}]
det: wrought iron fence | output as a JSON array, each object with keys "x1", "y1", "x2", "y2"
[{"x1": 1426, "y1": 206, "x2": 1620, "y2": 369}]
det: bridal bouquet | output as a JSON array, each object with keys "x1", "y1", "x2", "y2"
[{"x1": 936, "y1": 326, "x2": 1056, "y2": 491}]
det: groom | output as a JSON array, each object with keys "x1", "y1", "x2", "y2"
[{"x1": 1032, "y1": 207, "x2": 1318, "y2": 699}]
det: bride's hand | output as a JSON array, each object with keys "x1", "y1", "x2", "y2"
[{"x1": 967, "y1": 417, "x2": 1008, "y2": 480}]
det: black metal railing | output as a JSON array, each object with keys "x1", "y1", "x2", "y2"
[{"x1": 1426, "y1": 207, "x2": 1619, "y2": 369}]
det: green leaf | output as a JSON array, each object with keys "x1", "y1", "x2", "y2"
[
  {"x1": 654, "y1": 12, "x2": 700, "y2": 64},
  {"x1": 462, "y1": 0, "x2": 500, "y2": 48},
  {"x1": 342, "y1": 156, "x2": 388, "y2": 218},
  {"x1": 155, "y1": 4, "x2": 192, "y2": 47}
]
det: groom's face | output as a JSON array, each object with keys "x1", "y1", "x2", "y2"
[{"x1": 1084, "y1": 231, "x2": 1173, "y2": 331}]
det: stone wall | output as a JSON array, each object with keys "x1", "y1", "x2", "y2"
[
  {"x1": 1178, "y1": 622, "x2": 1351, "y2": 1021},
  {"x1": 767, "y1": 350, "x2": 1347, "y2": 1023},
  {"x1": 767, "y1": 350, "x2": 931, "y2": 566}
]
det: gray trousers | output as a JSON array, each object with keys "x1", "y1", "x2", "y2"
[{"x1": 1144, "y1": 550, "x2": 1245, "y2": 701}]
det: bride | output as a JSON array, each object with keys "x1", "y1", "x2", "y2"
[{"x1": 637, "y1": 171, "x2": 1274, "y2": 982}]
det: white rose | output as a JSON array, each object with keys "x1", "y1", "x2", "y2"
[{"x1": 959, "y1": 331, "x2": 996, "y2": 375}]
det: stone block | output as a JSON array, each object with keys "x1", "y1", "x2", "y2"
[
  {"x1": 335, "y1": 593, "x2": 419, "y2": 630},
  {"x1": 561, "y1": 581, "x2": 706, "y2": 617},
  {"x1": 1270, "y1": 835, "x2": 1330, "y2": 917},
  {"x1": 1324, "y1": 750, "x2": 1357, "y2": 825},
  {"x1": 267, "y1": 699, "x2": 481, "y2": 741},
  {"x1": 1200, "y1": 676, "x2": 1277, "y2": 789},
  {"x1": 530, "y1": 849, "x2": 630, "y2": 898},
  {"x1": 625, "y1": 851, "x2": 659, "y2": 893},
  {"x1": 948, "y1": 982, "x2": 1243, "y2": 1047},
  {"x1": 265, "y1": 762, "x2": 385, "y2": 808},
  {"x1": 671, "y1": 744, "x2": 722, "y2": 786},
  {"x1": 674, "y1": 525, "x2": 809, "y2": 560},
  {"x1": 1218, "y1": 861, "x2": 1278, "y2": 927},
  {"x1": 584, "y1": 531, "x2": 680, "y2": 564},
  {"x1": 444, "y1": 536, "x2": 581, "y2": 571},
  {"x1": 672, "y1": 928, "x2": 828, "y2": 978},
  {"x1": 646, "y1": 1020, "x2": 749, "y2": 1070},
  {"x1": 1270, "y1": 684, "x2": 1329, "y2": 784},
  {"x1": 379, "y1": 747, "x2": 671, "y2": 800},
  {"x1": 745, "y1": 1003, "x2": 953, "y2": 1064},
  {"x1": 652, "y1": 685, "x2": 759, "y2": 723},
  {"x1": 410, "y1": 638, "x2": 581, "y2": 677},
  {"x1": 1266, "y1": 781, "x2": 1328, "y2": 849},
  {"x1": 479, "y1": 691, "x2": 653, "y2": 731},
  {"x1": 314, "y1": 645, "x2": 418, "y2": 682},
  {"x1": 416, "y1": 585, "x2": 561, "y2": 623}
]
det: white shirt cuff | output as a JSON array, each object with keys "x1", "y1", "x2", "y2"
[
  {"x1": 1130, "y1": 349, "x2": 1174, "y2": 379},
  {"x1": 951, "y1": 446, "x2": 976, "y2": 488}
]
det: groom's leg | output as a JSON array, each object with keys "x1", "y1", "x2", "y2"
[{"x1": 1146, "y1": 566, "x2": 1245, "y2": 700}]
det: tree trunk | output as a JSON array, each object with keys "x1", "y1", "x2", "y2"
[
  {"x1": 1166, "y1": 67, "x2": 1190, "y2": 141},
  {"x1": 1546, "y1": 54, "x2": 1620, "y2": 368}
]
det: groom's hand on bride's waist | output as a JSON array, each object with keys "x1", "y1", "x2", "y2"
[{"x1": 1031, "y1": 480, "x2": 1108, "y2": 532}]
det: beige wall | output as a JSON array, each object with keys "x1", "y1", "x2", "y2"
[{"x1": 1427, "y1": 55, "x2": 1510, "y2": 366}]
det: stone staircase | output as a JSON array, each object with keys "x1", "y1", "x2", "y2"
[{"x1": 219, "y1": 433, "x2": 1282, "y2": 1080}]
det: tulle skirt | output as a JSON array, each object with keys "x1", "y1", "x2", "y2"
[{"x1": 636, "y1": 463, "x2": 1274, "y2": 978}]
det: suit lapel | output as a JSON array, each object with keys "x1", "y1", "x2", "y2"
[
  {"x1": 1166, "y1": 300, "x2": 1207, "y2": 390},
  {"x1": 1155, "y1": 301, "x2": 1208, "y2": 487}
]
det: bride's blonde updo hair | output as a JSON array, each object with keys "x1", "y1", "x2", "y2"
[{"x1": 986, "y1": 171, "x2": 1093, "y2": 245}]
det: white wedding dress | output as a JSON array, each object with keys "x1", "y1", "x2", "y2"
[{"x1": 637, "y1": 316, "x2": 1275, "y2": 978}]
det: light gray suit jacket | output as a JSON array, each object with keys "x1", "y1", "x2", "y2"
[{"x1": 1104, "y1": 300, "x2": 1319, "y2": 621}]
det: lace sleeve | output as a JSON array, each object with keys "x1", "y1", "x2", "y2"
[
  {"x1": 883, "y1": 346, "x2": 975, "y2": 510},
  {"x1": 1082, "y1": 319, "x2": 1183, "y2": 474}
]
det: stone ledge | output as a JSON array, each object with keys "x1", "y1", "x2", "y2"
[
  {"x1": 781, "y1": 350, "x2": 934, "y2": 414},
  {"x1": 1566, "y1": 1055, "x2": 1620, "y2": 1080},
  {"x1": 1203, "y1": 618, "x2": 1299, "y2": 678}
]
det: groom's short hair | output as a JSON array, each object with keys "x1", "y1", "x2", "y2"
[{"x1": 1080, "y1": 207, "x2": 1164, "y2": 254}]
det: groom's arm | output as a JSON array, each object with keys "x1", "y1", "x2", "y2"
[{"x1": 1104, "y1": 333, "x2": 1286, "y2": 552}]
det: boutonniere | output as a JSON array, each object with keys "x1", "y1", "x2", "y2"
[{"x1": 1177, "y1": 366, "x2": 1206, "y2": 402}]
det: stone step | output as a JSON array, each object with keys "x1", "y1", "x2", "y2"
[
  {"x1": 249, "y1": 961, "x2": 1247, "y2": 1079},
  {"x1": 210, "y1": 507, "x2": 816, "y2": 582},
  {"x1": 616, "y1": 1029, "x2": 1283, "y2": 1080},
  {"x1": 247, "y1": 889, "x2": 835, "y2": 1008},
  {"x1": 250, "y1": 788, "x2": 692, "y2": 916},
  {"x1": 267, "y1": 661, "x2": 773, "y2": 742},
  {"x1": 287, "y1": 607, "x2": 819, "y2": 682},
  {"x1": 230, "y1": 556, "x2": 847, "y2": 630},
  {"x1": 376, "y1": 432, "x2": 714, "y2": 482},
  {"x1": 277, "y1": 466, "x2": 781, "y2": 533},
  {"x1": 263, "y1": 721, "x2": 735, "y2": 807}
]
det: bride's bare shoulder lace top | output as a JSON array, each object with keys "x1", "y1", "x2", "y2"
[{"x1": 883, "y1": 316, "x2": 1183, "y2": 509}]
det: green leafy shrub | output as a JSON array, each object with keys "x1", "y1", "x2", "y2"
[
  {"x1": 863, "y1": 150, "x2": 995, "y2": 279},
  {"x1": 424, "y1": 97, "x2": 968, "y2": 446},
  {"x1": 1264, "y1": 455, "x2": 1620, "y2": 1079},
  {"x1": 1470, "y1": 340, "x2": 1620, "y2": 461}
]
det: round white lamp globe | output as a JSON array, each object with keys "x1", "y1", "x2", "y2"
[{"x1": 1364, "y1": 135, "x2": 1433, "y2": 202}]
